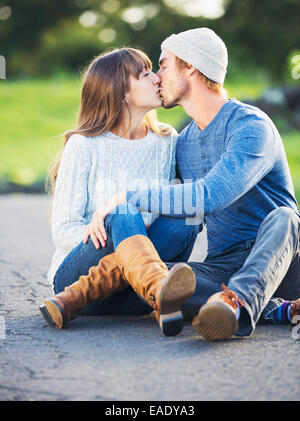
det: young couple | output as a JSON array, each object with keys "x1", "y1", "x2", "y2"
[{"x1": 40, "y1": 28, "x2": 300, "y2": 341}]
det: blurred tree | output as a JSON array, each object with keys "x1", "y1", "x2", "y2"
[
  {"x1": 1, "y1": 0, "x2": 205, "y2": 76},
  {"x1": 218, "y1": 0, "x2": 300, "y2": 80},
  {"x1": 0, "y1": 0, "x2": 81, "y2": 57},
  {"x1": 0, "y1": 0, "x2": 299, "y2": 80}
]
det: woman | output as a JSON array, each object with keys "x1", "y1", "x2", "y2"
[{"x1": 40, "y1": 48, "x2": 199, "y2": 336}]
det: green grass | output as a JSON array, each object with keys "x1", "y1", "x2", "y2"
[
  {"x1": 282, "y1": 132, "x2": 300, "y2": 203},
  {"x1": 0, "y1": 76, "x2": 80, "y2": 185},
  {"x1": 0, "y1": 75, "x2": 299, "y2": 204}
]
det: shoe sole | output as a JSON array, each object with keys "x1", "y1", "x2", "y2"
[
  {"x1": 159, "y1": 263, "x2": 196, "y2": 337},
  {"x1": 39, "y1": 299, "x2": 65, "y2": 329},
  {"x1": 192, "y1": 301, "x2": 237, "y2": 341}
]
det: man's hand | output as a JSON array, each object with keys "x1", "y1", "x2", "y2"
[{"x1": 83, "y1": 190, "x2": 126, "y2": 249}]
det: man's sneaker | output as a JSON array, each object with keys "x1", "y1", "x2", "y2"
[
  {"x1": 192, "y1": 284, "x2": 244, "y2": 341},
  {"x1": 290, "y1": 298, "x2": 300, "y2": 324}
]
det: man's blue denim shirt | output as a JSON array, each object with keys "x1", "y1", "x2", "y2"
[{"x1": 127, "y1": 98, "x2": 298, "y2": 257}]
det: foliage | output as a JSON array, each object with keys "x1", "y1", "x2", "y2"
[
  {"x1": 217, "y1": 0, "x2": 300, "y2": 81},
  {"x1": 1, "y1": 0, "x2": 299, "y2": 81}
]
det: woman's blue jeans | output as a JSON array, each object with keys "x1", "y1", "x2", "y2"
[{"x1": 53, "y1": 203, "x2": 200, "y2": 315}]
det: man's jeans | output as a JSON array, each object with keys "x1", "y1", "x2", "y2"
[
  {"x1": 181, "y1": 206, "x2": 300, "y2": 337},
  {"x1": 53, "y1": 203, "x2": 200, "y2": 315}
]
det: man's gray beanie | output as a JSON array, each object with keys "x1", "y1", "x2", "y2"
[{"x1": 161, "y1": 28, "x2": 228, "y2": 84}]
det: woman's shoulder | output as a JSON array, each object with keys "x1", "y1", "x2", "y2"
[
  {"x1": 62, "y1": 133, "x2": 99, "y2": 164},
  {"x1": 62, "y1": 135, "x2": 89, "y2": 157},
  {"x1": 65, "y1": 133, "x2": 108, "y2": 154},
  {"x1": 66, "y1": 133, "x2": 91, "y2": 148}
]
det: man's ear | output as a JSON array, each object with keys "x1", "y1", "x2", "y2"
[{"x1": 186, "y1": 64, "x2": 197, "y2": 78}]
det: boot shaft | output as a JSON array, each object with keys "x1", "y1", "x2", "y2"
[
  {"x1": 42, "y1": 252, "x2": 128, "y2": 327},
  {"x1": 115, "y1": 234, "x2": 169, "y2": 309}
]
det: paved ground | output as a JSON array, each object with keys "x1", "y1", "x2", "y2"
[{"x1": 0, "y1": 194, "x2": 299, "y2": 401}]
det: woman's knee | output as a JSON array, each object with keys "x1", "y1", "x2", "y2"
[
  {"x1": 105, "y1": 202, "x2": 142, "y2": 233},
  {"x1": 177, "y1": 219, "x2": 200, "y2": 238},
  {"x1": 110, "y1": 202, "x2": 139, "y2": 217}
]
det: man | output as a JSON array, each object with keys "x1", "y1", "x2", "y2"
[{"x1": 122, "y1": 28, "x2": 300, "y2": 339}]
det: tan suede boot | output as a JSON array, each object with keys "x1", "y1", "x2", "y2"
[
  {"x1": 192, "y1": 284, "x2": 245, "y2": 341},
  {"x1": 114, "y1": 234, "x2": 196, "y2": 337},
  {"x1": 40, "y1": 253, "x2": 128, "y2": 328}
]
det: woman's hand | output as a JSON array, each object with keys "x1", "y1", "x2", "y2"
[
  {"x1": 83, "y1": 190, "x2": 126, "y2": 249},
  {"x1": 83, "y1": 210, "x2": 107, "y2": 249}
]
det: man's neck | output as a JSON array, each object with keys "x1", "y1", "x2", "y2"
[{"x1": 181, "y1": 86, "x2": 228, "y2": 131}]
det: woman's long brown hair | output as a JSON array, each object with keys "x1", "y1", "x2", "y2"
[{"x1": 46, "y1": 47, "x2": 170, "y2": 196}]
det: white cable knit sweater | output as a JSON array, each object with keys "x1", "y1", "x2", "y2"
[{"x1": 47, "y1": 128, "x2": 178, "y2": 284}]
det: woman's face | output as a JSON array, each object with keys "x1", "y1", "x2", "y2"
[{"x1": 126, "y1": 67, "x2": 162, "y2": 112}]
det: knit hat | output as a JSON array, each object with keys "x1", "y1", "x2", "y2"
[{"x1": 161, "y1": 28, "x2": 228, "y2": 84}]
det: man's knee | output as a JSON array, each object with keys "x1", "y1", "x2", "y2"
[
  {"x1": 268, "y1": 206, "x2": 299, "y2": 227},
  {"x1": 262, "y1": 207, "x2": 299, "y2": 246}
]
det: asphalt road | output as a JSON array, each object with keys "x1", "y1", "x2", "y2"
[{"x1": 0, "y1": 194, "x2": 299, "y2": 401}]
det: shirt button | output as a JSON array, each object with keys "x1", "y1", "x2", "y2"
[
  {"x1": 200, "y1": 139, "x2": 205, "y2": 145},
  {"x1": 201, "y1": 153, "x2": 206, "y2": 159}
]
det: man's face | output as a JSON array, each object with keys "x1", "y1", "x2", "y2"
[{"x1": 156, "y1": 49, "x2": 190, "y2": 109}]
